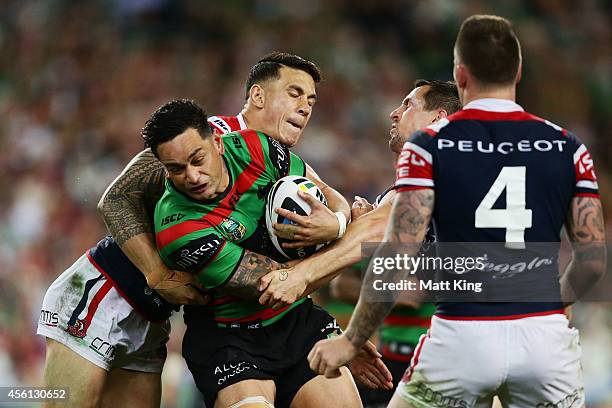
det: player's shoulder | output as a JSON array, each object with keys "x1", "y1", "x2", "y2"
[
  {"x1": 221, "y1": 129, "x2": 270, "y2": 154},
  {"x1": 444, "y1": 108, "x2": 574, "y2": 137},
  {"x1": 208, "y1": 115, "x2": 241, "y2": 134}
]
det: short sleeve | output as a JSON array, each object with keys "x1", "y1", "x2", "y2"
[
  {"x1": 568, "y1": 132, "x2": 599, "y2": 198},
  {"x1": 394, "y1": 131, "x2": 435, "y2": 192},
  {"x1": 264, "y1": 135, "x2": 306, "y2": 178},
  {"x1": 164, "y1": 233, "x2": 245, "y2": 290}
]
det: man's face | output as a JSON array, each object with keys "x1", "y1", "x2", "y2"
[
  {"x1": 259, "y1": 66, "x2": 317, "y2": 147},
  {"x1": 157, "y1": 128, "x2": 228, "y2": 201},
  {"x1": 388, "y1": 85, "x2": 438, "y2": 154}
]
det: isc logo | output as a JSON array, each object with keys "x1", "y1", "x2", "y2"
[{"x1": 161, "y1": 213, "x2": 185, "y2": 226}]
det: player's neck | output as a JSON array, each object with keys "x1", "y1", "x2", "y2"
[
  {"x1": 461, "y1": 85, "x2": 516, "y2": 106},
  {"x1": 240, "y1": 107, "x2": 262, "y2": 132}
]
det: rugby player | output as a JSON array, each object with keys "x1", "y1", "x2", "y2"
[
  {"x1": 93, "y1": 52, "x2": 391, "y2": 401},
  {"x1": 307, "y1": 15, "x2": 606, "y2": 408},
  {"x1": 147, "y1": 99, "x2": 364, "y2": 408},
  {"x1": 330, "y1": 81, "x2": 460, "y2": 408},
  {"x1": 257, "y1": 81, "x2": 459, "y2": 308},
  {"x1": 37, "y1": 52, "x2": 347, "y2": 408}
]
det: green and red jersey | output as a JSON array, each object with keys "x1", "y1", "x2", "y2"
[{"x1": 154, "y1": 129, "x2": 306, "y2": 326}]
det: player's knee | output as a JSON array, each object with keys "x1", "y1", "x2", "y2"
[{"x1": 227, "y1": 395, "x2": 275, "y2": 408}]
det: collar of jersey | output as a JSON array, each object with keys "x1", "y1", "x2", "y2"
[
  {"x1": 236, "y1": 112, "x2": 248, "y2": 130},
  {"x1": 168, "y1": 156, "x2": 234, "y2": 205},
  {"x1": 463, "y1": 98, "x2": 524, "y2": 112}
]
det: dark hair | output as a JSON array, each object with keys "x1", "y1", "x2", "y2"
[
  {"x1": 455, "y1": 15, "x2": 521, "y2": 86},
  {"x1": 142, "y1": 99, "x2": 211, "y2": 157},
  {"x1": 245, "y1": 52, "x2": 322, "y2": 99},
  {"x1": 414, "y1": 79, "x2": 462, "y2": 115}
]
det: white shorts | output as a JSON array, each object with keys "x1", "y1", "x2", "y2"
[
  {"x1": 395, "y1": 314, "x2": 584, "y2": 408},
  {"x1": 37, "y1": 253, "x2": 171, "y2": 373}
]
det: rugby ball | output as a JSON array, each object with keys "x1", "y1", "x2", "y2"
[{"x1": 266, "y1": 176, "x2": 328, "y2": 260}]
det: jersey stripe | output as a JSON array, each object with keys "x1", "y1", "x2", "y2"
[
  {"x1": 395, "y1": 178, "x2": 434, "y2": 187},
  {"x1": 435, "y1": 309, "x2": 564, "y2": 321},
  {"x1": 213, "y1": 295, "x2": 241, "y2": 306},
  {"x1": 86, "y1": 251, "x2": 167, "y2": 323},
  {"x1": 214, "y1": 303, "x2": 292, "y2": 323},
  {"x1": 81, "y1": 280, "x2": 114, "y2": 333},
  {"x1": 402, "y1": 330, "x2": 429, "y2": 383},
  {"x1": 383, "y1": 315, "x2": 432, "y2": 327},
  {"x1": 449, "y1": 109, "x2": 547, "y2": 122},
  {"x1": 156, "y1": 132, "x2": 265, "y2": 250}
]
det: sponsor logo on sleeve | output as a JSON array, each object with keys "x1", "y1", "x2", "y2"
[
  {"x1": 168, "y1": 235, "x2": 225, "y2": 271},
  {"x1": 267, "y1": 137, "x2": 290, "y2": 176},
  {"x1": 208, "y1": 116, "x2": 232, "y2": 134}
]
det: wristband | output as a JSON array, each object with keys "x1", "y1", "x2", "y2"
[{"x1": 335, "y1": 211, "x2": 347, "y2": 239}]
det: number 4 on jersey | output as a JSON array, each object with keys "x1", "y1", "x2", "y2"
[{"x1": 475, "y1": 166, "x2": 533, "y2": 247}]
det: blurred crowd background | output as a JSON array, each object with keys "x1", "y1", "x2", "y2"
[{"x1": 0, "y1": 0, "x2": 610, "y2": 407}]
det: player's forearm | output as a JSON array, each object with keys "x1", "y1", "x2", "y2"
[
  {"x1": 329, "y1": 271, "x2": 362, "y2": 304},
  {"x1": 321, "y1": 185, "x2": 351, "y2": 221},
  {"x1": 97, "y1": 149, "x2": 166, "y2": 245},
  {"x1": 217, "y1": 250, "x2": 295, "y2": 300},
  {"x1": 120, "y1": 234, "x2": 173, "y2": 286},
  {"x1": 561, "y1": 243, "x2": 606, "y2": 304},
  {"x1": 299, "y1": 203, "x2": 390, "y2": 293},
  {"x1": 561, "y1": 196, "x2": 607, "y2": 304},
  {"x1": 304, "y1": 164, "x2": 350, "y2": 222},
  {"x1": 345, "y1": 189, "x2": 433, "y2": 349}
]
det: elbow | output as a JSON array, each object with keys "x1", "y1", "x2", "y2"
[
  {"x1": 96, "y1": 197, "x2": 105, "y2": 216},
  {"x1": 575, "y1": 246, "x2": 607, "y2": 285},
  {"x1": 96, "y1": 195, "x2": 107, "y2": 219}
]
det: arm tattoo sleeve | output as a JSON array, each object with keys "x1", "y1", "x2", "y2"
[
  {"x1": 345, "y1": 189, "x2": 434, "y2": 348},
  {"x1": 97, "y1": 149, "x2": 166, "y2": 245},
  {"x1": 563, "y1": 196, "x2": 606, "y2": 300},
  {"x1": 217, "y1": 250, "x2": 291, "y2": 300}
]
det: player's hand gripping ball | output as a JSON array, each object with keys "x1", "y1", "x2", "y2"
[{"x1": 265, "y1": 176, "x2": 328, "y2": 260}]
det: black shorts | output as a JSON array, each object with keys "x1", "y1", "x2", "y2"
[
  {"x1": 360, "y1": 357, "x2": 410, "y2": 408},
  {"x1": 183, "y1": 299, "x2": 340, "y2": 408}
]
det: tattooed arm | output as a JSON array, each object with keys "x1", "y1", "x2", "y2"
[
  {"x1": 344, "y1": 189, "x2": 434, "y2": 348},
  {"x1": 97, "y1": 149, "x2": 179, "y2": 288},
  {"x1": 215, "y1": 250, "x2": 297, "y2": 300},
  {"x1": 307, "y1": 189, "x2": 434, "y2": 377},
  {"x1": 560, "y1": 196, "x2": 606, "y2": 304}
]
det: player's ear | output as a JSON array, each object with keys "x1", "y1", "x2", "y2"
[
  {"x1": 213, "y1": 133, "x2": 224, "y2": 155},
  {"x1": 434, "y1": 109, "x2": 449, "y2": 122},
  {"x1": 249, "y1": 84, "x2": 265, "y2": 108},
  {"x1": 454, "y1": 63, "x2": 468, "y2": 89},
  {"x1": 515, "y1": 60, "x2": 523, "y2": 84}
]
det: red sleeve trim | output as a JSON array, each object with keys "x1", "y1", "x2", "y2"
[
  {"x1": 574, "y1": 193, "x2": 600, "y2": 199},
  {"x1": 395, "y1": 186, "x2": 434, "y2": 192}
]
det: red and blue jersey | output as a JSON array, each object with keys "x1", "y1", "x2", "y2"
[{"x1": 394, "y1": 98, "x2": 599, "y2": 318}]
